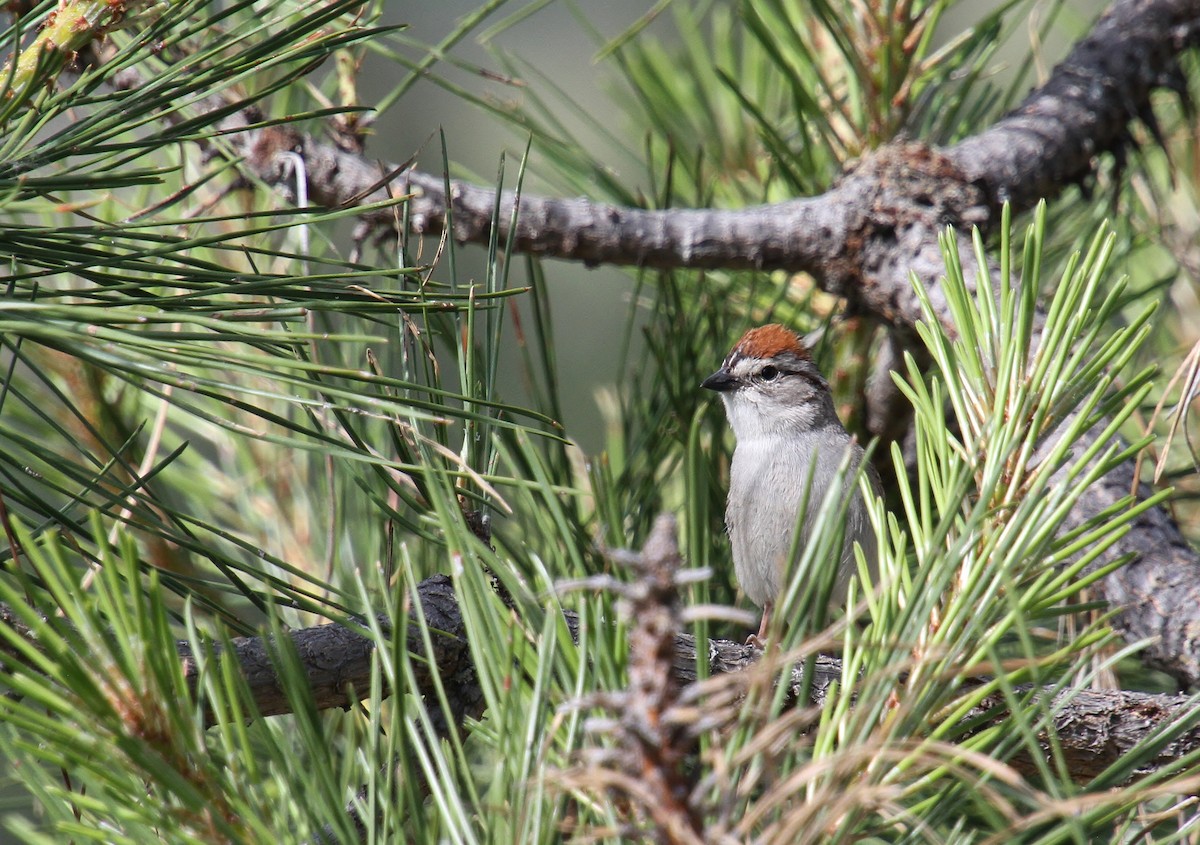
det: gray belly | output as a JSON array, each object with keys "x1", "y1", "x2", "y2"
[{"x1": 725, "y1": 436, "x2": 874, "y2": 608}]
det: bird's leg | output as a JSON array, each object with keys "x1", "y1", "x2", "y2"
[{"x1": 747, "y1": 601, "x2": 772, "y2": 648}]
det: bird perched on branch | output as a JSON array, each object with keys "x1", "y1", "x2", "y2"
[{"x1": 703, "y1": 324, "x2": 878, "y2": 642}]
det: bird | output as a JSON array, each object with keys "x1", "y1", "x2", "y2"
[{"x1": 702, "y1": 324, "x2": 878, "y2": 642}]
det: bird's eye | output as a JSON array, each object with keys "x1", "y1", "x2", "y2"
[{"x1": 760, "y1": 365, "x2": 779, "y2": 381}]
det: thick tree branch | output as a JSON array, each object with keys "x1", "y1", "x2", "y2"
[{"x1": 231, "y1": 0, "x2": 1200, "y2": 328}]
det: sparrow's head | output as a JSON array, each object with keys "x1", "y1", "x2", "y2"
[{"x1": 702, "y1": 324, "x2": 835, "y2": 437}]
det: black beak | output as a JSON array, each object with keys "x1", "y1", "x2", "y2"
[{"x1": 701, "y1": 368, "x2": 738, "y2": 392}]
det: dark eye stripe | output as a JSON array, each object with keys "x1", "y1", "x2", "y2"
[{"x1": 754, "y1": 364, "x2": 826, "y2": 390}]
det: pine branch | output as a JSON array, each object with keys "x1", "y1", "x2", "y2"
[
  {"x1": 1, "y1": 575, "x2": 1179, "y2": 781},
  {"x1": 227, "y1": 0, "x2": 1200, "y2": 327},
  {"x1": 174, "y1": 579, "x2": 1200, "y2": 780}
]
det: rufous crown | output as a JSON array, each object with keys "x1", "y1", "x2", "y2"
[{"x1": 731, "y1": 324, "x2": 810, "y2": 361}]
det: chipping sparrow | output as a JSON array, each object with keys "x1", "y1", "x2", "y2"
[{"x1": 703, "y1": 324, "x2": 878, "y2": 642}]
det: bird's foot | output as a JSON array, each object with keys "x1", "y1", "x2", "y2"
[{"x1": 747, "y1": 603, "x2": 772, "y2": 649}]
